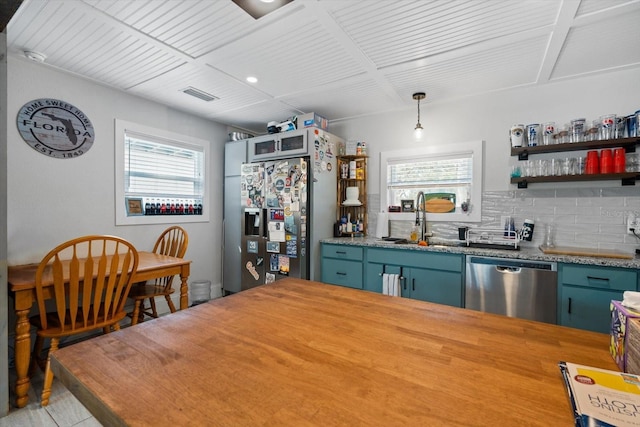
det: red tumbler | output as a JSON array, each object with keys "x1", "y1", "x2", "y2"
[
  {"x1": 585, "y1": 150, "x2": 599, "y2": 174},
  {"x1": 600, "y1": 149, "x2": 613, "y2": 174},
  {"x1": 614, "y1": 148, "x2": 626, "y2": 173}
]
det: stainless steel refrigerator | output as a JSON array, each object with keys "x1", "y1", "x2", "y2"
[{"x1": 239, "y1": 130, "x2": 340, "y2": 290}]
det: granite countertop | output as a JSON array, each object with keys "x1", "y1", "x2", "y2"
[{"x1": 321, "y1": 236, "x2": 640, "y2": 269}]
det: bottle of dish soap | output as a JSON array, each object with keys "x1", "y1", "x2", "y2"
[{"x1": 410, "y1": 224, "x2": 419, "y2": 242}]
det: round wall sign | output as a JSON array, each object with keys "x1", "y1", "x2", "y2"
[{"x1": 17, "y1": 98, "x2": 94, "y2": 159}]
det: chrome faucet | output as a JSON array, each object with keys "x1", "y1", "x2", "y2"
[{"x1": 415, "y1": 191, "x2": 427, "y2": 242}]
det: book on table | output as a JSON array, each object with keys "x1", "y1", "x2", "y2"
[{"x1": 559, "y1": 361, "x2": 640, "y2": 427}]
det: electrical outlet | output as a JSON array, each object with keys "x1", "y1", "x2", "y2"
[{"x1": 628, "y1": 213, "x2": 637, "y2": 235}]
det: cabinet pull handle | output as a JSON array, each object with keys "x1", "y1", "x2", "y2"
[
  {"x1": 336, "y1": 272, "x2": 347, "y2": 276},
  {"x1": 400, "y1": 267, "x2": 406, "y2": 290},
  {"x1": 568, "y1": 297, "x2": 572, "y2": 314},
  {"x1": 587, "y1": 275, "x2": 609, "y2": 282},
  {"x1": 336, "y1": 251, "x2": 346, "y2": 255},
  {"x1": 379, "y1": 265, "x2": 387, "y2": 276},
  {"x1": 412, "y1": 278, "x2": 415, "y2": 291}
]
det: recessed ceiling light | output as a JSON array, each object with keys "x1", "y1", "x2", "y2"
[
  {"x1": 261, "y1": 0, "x2": 275, "y2": 3},
  {"x1": 24, "y1": 50, "x2": 46, "y2": 63},
  {"x1": 246, "y1": 76, "x2": 258, "y2": 84}
]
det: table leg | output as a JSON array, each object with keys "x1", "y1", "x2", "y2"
[
  {"x1": 179, "y1": 268, "x2": 189, "y2": 310},
  {"x1": 14, "y1": 307, "x2": 31, "y2": 408}
]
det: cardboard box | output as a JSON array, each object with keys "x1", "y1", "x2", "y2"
[
  {"x1": 297, "y1": 112, "x2": 328, "y2": 131},
  {"x1": 626, "y1": 318, "x2": 640, "y2": 374},
  {"x1": 610, "y1": 300, "x2": 640, "y2": 372},
  {"x1": 345, "y1": 140, "x2": 359, "y2": 155}
]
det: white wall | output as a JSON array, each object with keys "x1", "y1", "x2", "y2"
[
  {"x1": 330, "y1": 68, "x2": 640, "y2": 195},
  {"x1": 7, "y1": 56, "x2": 226, "y2": 294}
]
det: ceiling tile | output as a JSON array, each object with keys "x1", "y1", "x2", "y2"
[
  {"x1": 552, "y1": 10, "x2": 640, "y2": 79},
  {"x1": 206, "y1": 9, "x2": 367, "y2": 97},
  {"x1": 326, "y1": 0, "x2": 559, "y2": 69},
  {"x1": 384, "y1": 34, "x2": 549, "y2": 101}
]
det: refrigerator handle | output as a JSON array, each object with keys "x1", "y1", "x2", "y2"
[{"x1": 262, "y1": 208, "x2": 268, "y2": 238}]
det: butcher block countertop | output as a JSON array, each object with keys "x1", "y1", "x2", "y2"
[
  {"x1": 322, "y1": 237, "x2": 640, "y2": 269},
  {"x1": 51, "y1": 279, "x2": 617, "y2": 426}
]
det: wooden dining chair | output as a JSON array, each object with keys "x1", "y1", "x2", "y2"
[
  {"x1": 128, "y1": 226, "x2": 188, "y2": 325},
  {"x1": 30, "y1": 235, "x2": 139, "y2": 406}
]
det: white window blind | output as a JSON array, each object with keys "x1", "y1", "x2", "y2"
[
  {"x1": 124, "y1": 130, "x2": 204, "y2": 199},
  {"x1": 387, "y1": 153, "x2": 473, "y2": 207}
]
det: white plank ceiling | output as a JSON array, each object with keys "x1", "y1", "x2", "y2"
[{"x1": 6, "y1": 0, "x2": 640, "y2": 134}]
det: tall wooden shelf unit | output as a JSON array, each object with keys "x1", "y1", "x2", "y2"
[{"x1": 337, "y1": 156, "x2": 368, "y2": 236}]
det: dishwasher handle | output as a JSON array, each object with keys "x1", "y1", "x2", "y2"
[{"x1": 496, "y1": 266, "x2": 521, "y2": 273}]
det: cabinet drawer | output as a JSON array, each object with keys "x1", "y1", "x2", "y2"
[
  {"x1": 559, "y1": 264, "x2": 637, "y2": 291},
  {"x1": 321, "y1": 244, "x2": 363, "y2": 261},
  {"x1": 321, "y1": 259, "x2": 363, "y2": 289}
]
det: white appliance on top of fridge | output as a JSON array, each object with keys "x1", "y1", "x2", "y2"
[{"x1": 239, "y1": 128, "x2": 342, "y2": 291}]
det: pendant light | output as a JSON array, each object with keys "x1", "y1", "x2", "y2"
[{"x1": 413, "y1": 92, "x2": 426, "y2": 140}]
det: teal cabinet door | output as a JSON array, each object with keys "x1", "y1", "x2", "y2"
[
  {"x1": 364, "y1": 263, "x2": 402, "y2": 293},
  {"x1": 558, "y1": 263, "x2": 637, "y2": 333},
  {"x1": 559, "y1": 285, "x2": 624, "y2": 334},
  {"x1": 408, "y1": 268, "x2": 463, "y2": 308},
  {"x1": 364, "y1": 248, "x2": 463, "y2": 307}
]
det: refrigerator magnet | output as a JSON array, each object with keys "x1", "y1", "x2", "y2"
[
  {"x1": 269, "y1": 255, "x2": 278, "y2": 271},
  {"x1": 286, "y1": 240, "x2": 297, "y2": 258},
  {"x1": 265, "y1": 273, "x2": 275, "y2": 284},
  {"x1": 266, "y1": 242, "x2": 279, "y2": 253},
  {"x1": 279, "y1": 256, "x2": 290, "y2": 275},
  {"x1": 247, "y1": 240, "x2": 258, "y2": 254}
]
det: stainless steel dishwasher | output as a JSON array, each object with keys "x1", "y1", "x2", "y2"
[{"x1": 465, "y1": 256, "x2": 558, "y2": 324}]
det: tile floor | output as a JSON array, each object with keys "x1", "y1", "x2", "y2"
[{"x1": 1, "y1": 366, "x2": 102, "y2": 427}]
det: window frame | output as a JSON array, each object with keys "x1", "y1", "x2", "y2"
[
  {"x1": 380, "y1": 140, "x2": 483, "y2": 223},
  {"x1": 115, "y1": 119, "x2": 210, "y2": 225}
]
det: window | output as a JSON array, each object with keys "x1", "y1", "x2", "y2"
[
  {"x1": 380, "y1": 140, "x2": 483, "y2": 222},
  {"x1": 115, "y1": 119, "x2": 209, "y2": 225}
]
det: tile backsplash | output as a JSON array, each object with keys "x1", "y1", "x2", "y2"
[{"x1": 368, "y1": 187, "x2": 640, "y2": 253}]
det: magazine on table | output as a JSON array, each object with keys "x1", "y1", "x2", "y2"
[{"x1": 559, "y1": 361, "x2": 640, "y2": 427}]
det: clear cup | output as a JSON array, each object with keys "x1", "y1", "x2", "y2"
[
  {"x1": 537, "y1": 159, "x2": 549, "y2": 176},
  {"x1": 550, "y1": 158, "x2": 563, "y2": 176},
  {"x1": 544, "y1": 223, "x2": 555, "y2": 247},
  {"x1": 615, "y1": 117, "x2": 626, "y2": 139},
  {"x1": 566, "y1": 157, "x2": 577, "y2": 175},
  {"x1": 571, "y1": 118, "x2": 586, "y2": 143},
  {"x1": 586, "y1": 120, "x2": 599, "y2": 141},
  {"x1": 576, "y1": 157, "x2": 585, "y2": 175},
  {"x1": 627, "y1": 153, "x2": 640, "y2": 172},
  {"x1": 542, "y1": 122, "x2": 555, "y2": 145},
  {"x1": 600, "y1": 114, "x2": 616, "y2": 140},
  {"x1": 510, "y1": 165, "x2": 522, "y2": 178},
  {"x1": 559, "y1": 124, "x2": 570, "y2": 144}
]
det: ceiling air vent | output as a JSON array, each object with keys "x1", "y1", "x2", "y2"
[{"x1": 181, "y1": 87, "x2": 218, "y2": 102}]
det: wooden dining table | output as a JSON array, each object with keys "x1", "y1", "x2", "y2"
[
  {"x1": 49, "y1": 277, "x2": 617, "y2": 426},
  {"x1": 8, "y1": 251, "x2": 191, "y2": 408}
]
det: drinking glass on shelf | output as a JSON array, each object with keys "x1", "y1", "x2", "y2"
[
  {"x1": 537, "y1": 159, "x2": 549, "y2": 177},
  {"x1": 558, "y1": 124, "x2": 570, "y2": 144},
  {"x1": 542, "y1": 122, "x2": 555, "y2": 145},
  {"x1": 570, "y1": 118, "x2": 586, "y2": 143},
  {"x1": 586, "y1": 120, "x2": 599, "y2": 141},
  {"x1": 600, "y1": 114, "x2": 616, "y2": 140},
  {"x1": 576, "y1": 157, "x2": 586, "y2": 175},
  {"x1": 566, "y1": 157, "x2": 577, "y2": 175}
]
